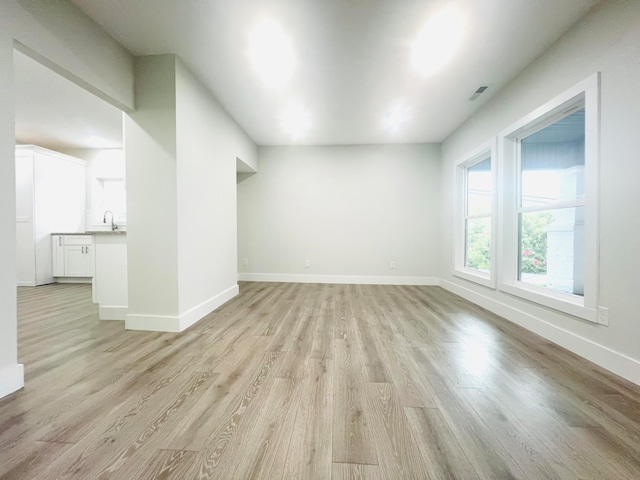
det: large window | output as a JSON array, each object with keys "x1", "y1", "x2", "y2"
[
  {"x1": 499, "y1": 73, "x2": 600, "y2": 321},
  {"x1": 518, "y1": 107, "x2": 585, "y2": 295},
  {"x1": 453, "y1": 141, "x2": 496, "y2": 287}
]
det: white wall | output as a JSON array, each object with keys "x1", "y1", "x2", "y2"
[
  {"x1": 440, "y1": 0, "x2": 640, "y2": 384},
  {"x1": 61, "y1": 148, "x2": 125, "y2": 229},
  {"x1": 0, "y1": 0, "x2": 134, "y2": 398},
  {"x1": 3, "y1": 0, "x2": 134, "y2": 111},
  {"x1": 125, "y1": 55, "x2": 257, "y2": 332},
  {"x1": 238, "y1": 144, "x2": 441, "y2": 284},
  {"x1": 124, "y1": 55, "x2": 180, "y2": 324},
  {"x1": 0, "y1": 30, "x2": 22, "y2": 399},
  {"x1": 175, "y1": 58, "x2": 257, "y2": 319}
]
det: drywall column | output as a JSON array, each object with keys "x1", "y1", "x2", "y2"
[
  {"x1": 174, "y1": 59, "x2": 256, "y2": 329},
  {"x1": 0, "y1": 35, "x2": 23, "y2": 398},
  {"x1": 124, "y1": 55, "x2": 181, "y2": 331},
  {"x1": 125, "y1": 55, "x2": 257, "y2": 332}
]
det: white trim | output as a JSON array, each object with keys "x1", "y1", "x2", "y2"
[
  {"x1": 0, "y1": 364, "x2": 25, "y2": 399},
  {"x1": 452, "y1": 269, "x2": 494, "y2": 289},
  {"x1": 178, "y1": 285, "x2": 239, "y2": 331},
  {"x1": 15, "y1": 144, "x2": 87, "y2": 166},
  {"x1": 500, "y1": 281, "x2": 596, "y2": 322},
  {"x1": 55, "y1": 277, "x2": 92, "y2": 284},
  {"x1": 440, "y1": 280, "x2": 640, "y2": 386},
  {"x1": 16, "y1": 280, "x2": 34, "y2": 287},
  {"x1": 238, "y1": 273, "x2": 439, "y2": 285},
  {"x1": 452, "y1": 137, "x2": 497, "y2": 288},
  {"x1": 125, "y1": 313, "x2": 181, "y2": 332},
  {"x1": 98, "y1": 305, "x2": 128, "y2": 321},
  {"x1": 125, "y1": 285, "x2": 239, "y2": 332},
  {"x1": 498, "y1": 74, "x2": 598, "y2": 138},
  {"x1": 497, "y1": 72, "x2": 600, "y2": 319}
]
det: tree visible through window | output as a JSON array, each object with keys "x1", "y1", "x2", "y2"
[
  {"x1": 464, "y1": 156, "x2": 492, "y2": 273},
  {"x1": 517, "y1": 107, "x2": 585, "y2": 296}
]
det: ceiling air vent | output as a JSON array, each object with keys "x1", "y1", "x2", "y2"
[{"x1": 469, "y1": 85, "x2": 489, "y2": 101}]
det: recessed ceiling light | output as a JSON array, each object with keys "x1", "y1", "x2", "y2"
[
  {"x1": 249, "y1": 20, "x2": 294, "y2": 88},
  {"x1": 382, "y1": 105, "x2": 411, "y2": 133},
  {"x1": 411, "y1": 6, "x2": 465, "y2": 76},
  {"x1": 280, "y1": 103, "x2": 311, "y2": 139}
]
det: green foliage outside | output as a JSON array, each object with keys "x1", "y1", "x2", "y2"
[
  {"x1": 465, "y1": 218, "x2": 491, "y2": 271},
  {"x1": 520, "y1": 211, "x2": 553, "y2": 274},
  {"x1": 465, "y1": 212, "x2": 553, "y2": 274}
]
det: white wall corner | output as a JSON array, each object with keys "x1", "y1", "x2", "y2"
[
  {"x1": 178, "y1": 284, "x2": 239, "y2": 331},
  {"x1": 0, "y1": 364, "x2": 25, "y2": 399},
  {"x1": 439, "y1": 279, "x2": 640, "y2": 387},
  {"x1": 98, "y1": 305, "x2": 128, "y2": 321},
  {"x1": 125, "y1": 285, "x2": 239, "y2": 333},
  {"x1": 238, "y1": 273, "x2": 440, "y2": 286}
]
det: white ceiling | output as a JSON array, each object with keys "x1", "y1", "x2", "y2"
[
  {"x1": 14, "y1": 0, "x2": 599, "y2": 150},
  {"x1": 14, "y1": 50, "x2": 123, "y2": 151},
  {"x1": 70, "y1": 0, "x2": 599, "y2": 146}
]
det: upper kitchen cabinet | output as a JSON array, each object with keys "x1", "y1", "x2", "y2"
[{"x1": 15, "y1": 145, "x2": 86, "y2": 286}]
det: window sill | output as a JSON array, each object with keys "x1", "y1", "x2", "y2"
[
  {"x1": 498, "y1": 281, "x2": 597, "y2": 322},
  {"x1": 452, "y1": 268, "x2": 496, "y2": 289}
]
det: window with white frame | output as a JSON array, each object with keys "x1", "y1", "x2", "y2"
[
  {"x1": 453, "y1": 141, "x2": 496, "y2": 288},
  {"x1": 498, "y1": 73, "x2": 600, "y2": 321}
]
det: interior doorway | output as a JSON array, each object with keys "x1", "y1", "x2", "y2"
[{"x1": 13, "y1": 47, "x2": 127, "y2": 364}]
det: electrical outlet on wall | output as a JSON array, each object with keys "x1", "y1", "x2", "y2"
[
  {"x1": 242, "y1": 258, "x2": 248, "y2": 266},
  {"x1": 305, "y1": 259, "x2": 311, "y2": 268},
  {"x1": 389, "y1": 260, "x2": 396, "y2": 269}
]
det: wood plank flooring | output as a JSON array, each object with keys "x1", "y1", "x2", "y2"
[{"x1": 2, "y1": 282, "x2": 640, "y2": 479}]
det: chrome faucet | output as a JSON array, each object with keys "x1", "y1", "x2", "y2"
[{"x1": 103, "y1": 210, "x2": 118, "y2": 231}]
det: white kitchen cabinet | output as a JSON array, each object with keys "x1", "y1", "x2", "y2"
[
  {"x1": 64, "y1": 246, "x2": 93, "y2": 277},
  {"x1": 16, "y1": 146, "x2": 86, "y2": 286},
  {"x1": 93, "y1": 232, "x2": 128, "y2": 320},
  {"x1": 52, "y1": 234, "x2": 94, "y2": 279},
  {"x1": 51, "y1": 235, "x2": 65, "y2": 276}
]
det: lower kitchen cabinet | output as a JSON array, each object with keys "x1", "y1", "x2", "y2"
[{"x1": 52, "y1": 234, "x2": 94, "y2": 279}]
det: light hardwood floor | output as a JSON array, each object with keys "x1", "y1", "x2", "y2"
[{"x1": 2, "y1": 282, "x2": 640, "y2": 479}]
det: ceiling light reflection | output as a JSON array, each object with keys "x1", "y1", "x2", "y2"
[
  {"x1": 382, "y1": 105, "x2": 411, "y2": 133},
  {"x1": 249, "y1": 20, "x2": 294, "y2": 87},
  {"x1": 279, "y1": 104, "x2": 311, "y2": 139},
  {"x1": 411, "y1": 6, "x2": 465, "y2": 76}
]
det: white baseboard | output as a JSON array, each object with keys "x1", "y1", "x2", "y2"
[
  {"x1": 238, "y1": 273, "x2": 440, "y2": 286},
  {"x1": 439, "y1": 279, "x2": 640, "y2": 386},
  {"x1": 178, "y1": 284, "x2": 239, "y2": 331},
  {"x1": 16, "y1": 281, "x2": 34, "y2": 287},
  {"x1": 125, "y1": 313, "x2": 182, "y2": 332},
  {"x1": 55, "y1": 277, "x2": 92, "y2": 284},
  {"x1": 99, "y1": 305, "x2": 128, "y2": 321},
  {"x1": 125, "y1": 284, "x2": 239, "y2": 333},
  {"x1": 0, "y1": 363, "x2": 24, "y2": 399}
]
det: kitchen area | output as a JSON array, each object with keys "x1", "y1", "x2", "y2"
[
  {"x1": 15, "y1": 144, "x2": 128, "y2": 321},
  {"x1": 13, "y1": 44, "x2": 129, "y2": 323}
]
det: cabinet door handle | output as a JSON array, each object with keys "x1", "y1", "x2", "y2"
[
  {"x1": 59, "y1": 236, "x2": 62, "y2": 246},
  {"x1": 82, "y1": 246, "x2": 86, "y2": 254}
]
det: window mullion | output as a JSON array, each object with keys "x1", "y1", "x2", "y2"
[
  {"x1": 517, "y1": 199, "x2": 586, "y2": 214},
  {"x1": 465, "y1": 212, "x2": 491, "y2": 220}
]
